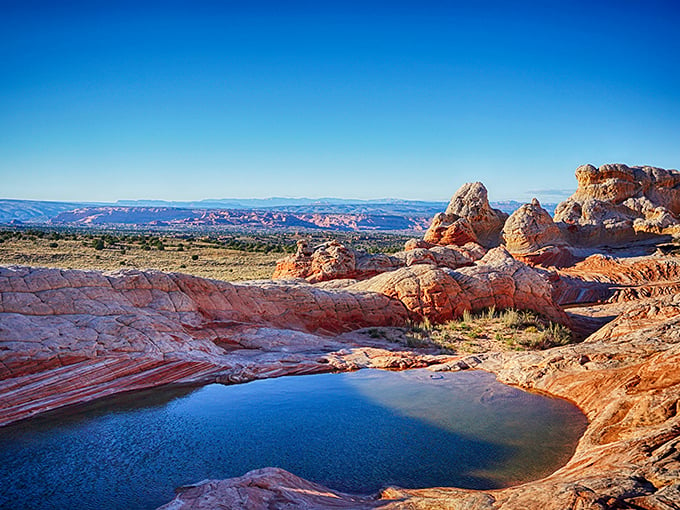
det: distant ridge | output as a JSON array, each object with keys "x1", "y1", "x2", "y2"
[
  {"x1": 0, "y1": 198, "x2": 556, "y2": 230},
  {"x1": 114, "y1": 197, "x2": 448, "y2": 210}
]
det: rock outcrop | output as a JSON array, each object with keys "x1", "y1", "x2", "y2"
[
  {"x1": 0, "y1": 265, "x2": 414, "y2": 425},
  {"x1": 424, "y1": 182, "x2": 508, "y2": 248},
  {"x1": 273, "y1": 239, "x2": 486, "y2": 283},
  {"x1": 272, "y1": 240, "x2": 401, "y2": 282},
  {"x1": 351, "y1": 247, "x2": 567, "y2": 325},
  {"x1": 502, "y1": 198, "x2": 573, "y2": 267},
  {"x1": 555, "y1": 163, "x2": 680, "y2": 246}
]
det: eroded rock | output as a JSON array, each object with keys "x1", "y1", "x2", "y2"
[
  {"x1": 555, "y1": 163, "x2": 680, "y2": 246},
  {"x1": 351, "y1": 247, "x2": 567, "y2": 325},
  {"x1": 502, "y1": 198, "x2": 574, "y2": 267},
  {"x1": 424, "y1": 182, "x2": 508, "y2": 248},
  {"x1": 272, "y1": 240, "x2": 401, "y2": 282}
]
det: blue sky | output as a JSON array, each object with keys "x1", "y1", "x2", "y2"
[{"x1": 1, "y1": 1, "x2": 679, "y2": 202}]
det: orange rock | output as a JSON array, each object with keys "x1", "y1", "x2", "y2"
[
  {"x1": 502, "y1": 198, "x2": 575, "y2": 268},
  {"x1": 351, "y1": 247, "x2": 568, "y2": 325},
  {"x1": 273, "y1": 240, "x2": 402, "y2": 282},
  {"x1": 555, "y1": 163, "x2": 680, "y2": 246},
  {"x1": 424, "y1": 182, "x2": 508, "y2": 248}
]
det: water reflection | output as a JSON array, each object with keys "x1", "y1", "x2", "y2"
[{"x1": 0, "y1": 369, "x2": 587, "y2": 510}]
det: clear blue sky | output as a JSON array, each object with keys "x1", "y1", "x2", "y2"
[{"x1": 1, "y1": 0, "x2": 679, "y2": 203}]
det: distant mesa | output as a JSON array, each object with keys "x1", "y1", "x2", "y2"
[{"x1": 0, "y1": 197, "x2": 557, "y2": 232}]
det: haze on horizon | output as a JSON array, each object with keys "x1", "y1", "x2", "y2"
[{"x1": 1, "y1": 1, "x2": 678, "y2": 204}]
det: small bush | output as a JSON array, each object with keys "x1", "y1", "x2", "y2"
[
  {"x1": 48, "y1": 242, "x2": 58, "y2": 248},
  {"x1": 93, "y1": 239, "x2": 104, "y2": 250},
  {"x1": 191, "y1": 254, "x2": 199, "y2": 261},
  {"x1": 540, "y1": 322, "x2": 572, "y2": 347},
  {"x1": 502, "y1": 309, "x2": 521, "y2": 328},
  {"x1": 366, "y1": 328, "x2": 385, "y2": 339}
]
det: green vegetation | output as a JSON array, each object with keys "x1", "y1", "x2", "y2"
[
  {"x1": 0, "y1": 226, "x2": 409, "y2": 281},
  {"x1": 405, "y1": 307, "x2": 574, "y2": 354}
]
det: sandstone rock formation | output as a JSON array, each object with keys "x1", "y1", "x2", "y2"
[
  {"x1": 0, "y1": 265, "x2": 413, "y2": 424},
  {"x1": 424, "y1": 182, "x2": 508, "y2": 248},
  {"x1": 502, "y1": 198, "x2": 573, "y2": 267},
  {"x1": 273, "y1": 239, "x2": 486, "y2": 283},
  {"x1": 351, "y1": 247, "x2": 567, "y2": 325},
  {"x1": 272, "y1": 239, "x2": 401, "y2": 282},
  {"x1": 156, "y1": 467, "x2": 382, "y2": 510},
  {"x1": 555, "y1": 163, "x2": 680, "y2": 246},
  {"x1": 553, "y1": 252, "x2": 680, "y2": 305}
]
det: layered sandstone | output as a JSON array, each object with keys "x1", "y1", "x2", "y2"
[
  {"x1": 424, "y1": 182, "x2": 508, "y2": 248},
  {"x1": 554, "y1": 253, "x2": 680, "y2": 305},
  {"x1": 0, "y1": 265, "x2": 413, "y2": 424},
  {"x1": 555, "y1": 163, "x2": 680, "y2": 246}
]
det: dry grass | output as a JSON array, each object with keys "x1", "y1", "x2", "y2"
[
  {"x1": 0, "y1": 234, "x2": 282, "y2": 281},
  {"x1": 406, "y1": 308, "x2": 574, "y2": 353}
]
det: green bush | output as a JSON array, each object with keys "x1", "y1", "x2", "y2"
[
  {"x1": 191, "y1": 254, "x2": 199, "y2": 260},
  {"x1": 93, "y1": 239, "x2": 104, "y2": 250}
]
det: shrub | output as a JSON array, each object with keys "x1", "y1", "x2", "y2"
[
  {"x1": 191, "y1": 254, "x2": 199, "y2": 261},
  {"x1": 93, "y1": 239, "x2": 104, "y2": 250},
  {"x1": 48, "y1": 242, "x2": 58, "y2": 248}
]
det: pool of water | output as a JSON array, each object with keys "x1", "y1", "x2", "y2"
[{"x1": 0, "y1": 369, "x2": 587, "y2": 510}]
